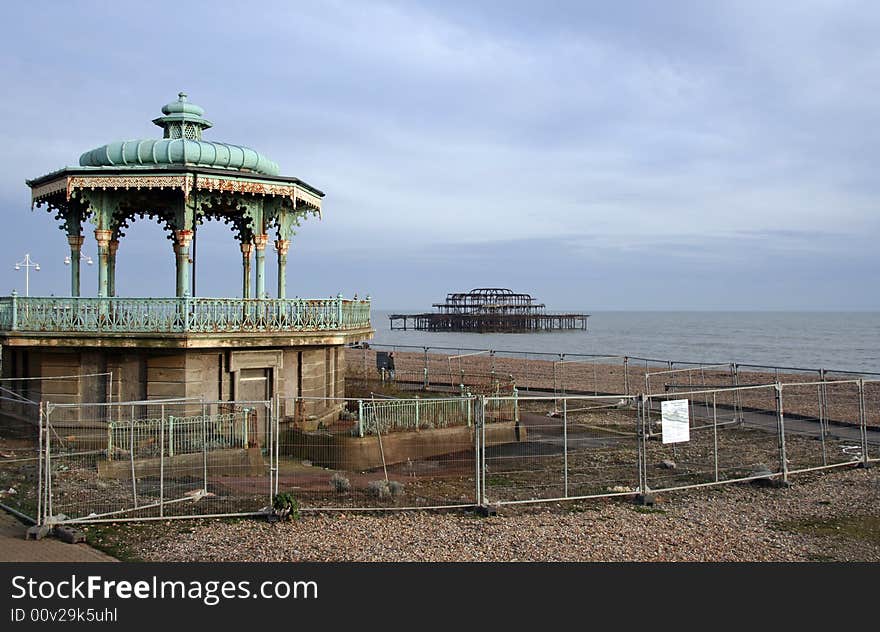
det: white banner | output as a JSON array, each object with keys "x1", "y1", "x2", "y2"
[{"x1": 661, "y1": 399, "x2": 690, "y2": 444}]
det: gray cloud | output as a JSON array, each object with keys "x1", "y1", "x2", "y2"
[{"x1": 0, "y1": 1, "x2": 877, "y2": 309}]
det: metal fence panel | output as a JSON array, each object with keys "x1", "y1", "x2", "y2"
[
  {"x1": 43, "y1": 399, "x2": 272, "y2": 524},
  {"x1": 645, "y1": 385, "x2": 783, "y2": 490},
  {"x1": 866, "y1": 380, "x2": 880, "y2": 462},
  {"x1": 274, "y1": 395, "x2": 482, "y2": 511},
  {"x1": 0, "y1": 397, "x2": 41, "y2": 523},
  {"x1": 779, "y1": 381, "x2": 860, "y2": 473},
  {"x1": 482, "y1": 395, "x2": 641, "y2": 505}
]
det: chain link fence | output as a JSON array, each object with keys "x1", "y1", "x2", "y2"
[
  {"x1": 272, "y1": 394, "x2": 504, "y2": 511},
  {"x1": 41, "y1": 399, "x2": 273, "y2": 525},
  {"x1": 0, "y1": 373, "x2": 115, "y2": 524},
  {"x1": 1, "y1": 361, "x2": 877, "y2": 527}
]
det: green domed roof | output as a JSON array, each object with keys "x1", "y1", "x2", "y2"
[{"x1": 78, "y1": 93, "x2": 280, "y2": 176}]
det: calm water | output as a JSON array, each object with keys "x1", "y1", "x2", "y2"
[{"x1": 367, "y1": 311, "x2": 880, "y2": 373}]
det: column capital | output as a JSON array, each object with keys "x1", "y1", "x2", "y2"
[
  {"x1": 68, "y1": 235, "x2": 85, "y2": 249},
  {"x1": 240, "y1": 242, "x2": 253, "y2": 256},
  {"x1": 274, "y1": 239, "x2": 290, "y2": 257},
  {"x1": 108, "y1": 239, "x2": 119, "y2": 256},
  {"x1": 94, "y1": 229, "x2": 112, "y2": 248},
  {"x1": 253, "y1": 233, "x2": 269, "y2": 250},
  {"x1": 174, "y1": 229, "x2": 194, "y2": 249}
]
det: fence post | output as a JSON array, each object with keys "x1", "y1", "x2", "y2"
[
  {"x1": 563, "y1": 397, "x2": 569, "y2": 498},
  {"x1": 732, "y1": 363, "x2": 742, "y2": 424},
  {"x1": 107, "y1": 418, "x2": 113, "y2": 462},
  {"x1": 423, "y1": 347, "x2": 429, "y2": 390},
  {"x1": 44, "y1": 402, "x2": 52, "y2": 521},
  {"x1": 858, "y1": 379, "x2": 869, "y2": 468},
  {"x1": 129, "y1": 403, "x2": 138, "y2": 508},
  {"x1": 37, "y1": 402, "x2": 43, "y2": 525},
  {"x1": 415, "y1": 397, "x2": 420, "y2": 431},
  {"x1": 202, "y1": 402, "x2": 208, "y2": 492},
  {"x1": 272, "y1": 401, "x2": 279, "y2": 497},
  {"x1": 816, "y1": 380, "x2": 827, "y2": 466},
  {"x1": 712, "y1": 392, "x2": 719, "y2": 483},
  {"x1": 775, "y1": 382, "x2": 789, "y2": 484},
  {"x1": 561, "y1": 354, "x2": 567, "y2": 399},
  {"x1": 357, "y1": 400, "x2": 364, "y2": 437},
  {"x1": 481, "y1": 395, "x2": 487, "y2": 505},
  {"x1": 243, "y1": 408, "x2": 249, "y2": 447},
  {"x1": 637, "y1": 394, "x2": 645, "y2": 494},
  {"x1": 474, "y1": 396, "x2": 481, "y2": 506},
  {"x1": 159, "y1": 406, "x2": 165, "y2": 518},
  {"x1": 168, "y1": 415, "x2": 175, "y2": 457},
  {"x1": 623, "y1": 356, "x2": 629, "y2": 395},
  {"x1": 336, "y1": 293, "x2": 343, "y2": 327},
  {"x1": 513, "y1": 386, "x2": 519, "y2": 422}
]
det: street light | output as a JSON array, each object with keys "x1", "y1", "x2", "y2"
[
  {"x1": 64, "y1": 252, "x2": 94, "y2": 266},
  {"x1": 14, "y1": 253, "x2": 40, "y2": 297}
]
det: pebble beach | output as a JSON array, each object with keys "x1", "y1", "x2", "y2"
[{"x1": 87, "y1": 467, "x2": 880, "y2": 562}]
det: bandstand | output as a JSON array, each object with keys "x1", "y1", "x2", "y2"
[{"x1": 1, "y1": 93, "x2": 372, "y2": 428}]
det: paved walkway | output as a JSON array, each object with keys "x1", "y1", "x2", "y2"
[{"x1": 0, "y1": 512, "x2": 116, "y2": 562}]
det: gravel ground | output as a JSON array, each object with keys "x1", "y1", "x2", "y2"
[{"x1": 87, "y1": 466, "x2": 880, "y2": 562}]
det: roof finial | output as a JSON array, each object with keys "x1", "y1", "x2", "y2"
[{"x1": 154, "y1": 93, "x2": 211, "y2": 140}]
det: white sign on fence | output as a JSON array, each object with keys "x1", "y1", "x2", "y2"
[{"x1": 661, "y1": 399, "x2": 690, "y2": 444}]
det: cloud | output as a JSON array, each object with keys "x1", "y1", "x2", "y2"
[{"x1": 0, "y1": 1, "x2": 877, "y2": 308}]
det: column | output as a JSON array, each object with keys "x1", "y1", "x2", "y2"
[
  {"x1": 174, "y1": 230, "x2": 193, "y2": 297},
  {"x1": 108, "y1": 239, "x2": 119, "y2": 297},
  {"x1": 67, "y1": 234, "x2": 84, "y2": 297},
  {"x1": 253, "y1": 233, "x2": 268, "y2": 299},
  {"x1": 241, "y1": 242, "x2": 253, "y2": 298},
  {"x1": 94, "y1": 229, "x2": 112, "y2": 298},
  {"x1": 275, "y1": 239, "x2": 290, "y2": 299}
]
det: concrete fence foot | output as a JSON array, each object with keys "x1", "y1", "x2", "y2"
[
  {"x1": 53, "y1": 525, "x2": 86, "y2": 544},
  {"x1": 25, "y1": 525, "x2": 51, "y2": 540},
  {"x1": 634, "y1": 493, "x2": 655, "y2": 506}
]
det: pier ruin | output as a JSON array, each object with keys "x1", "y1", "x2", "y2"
[{"x1": 389, "y1": 288, "x2": 589, "y2": 333}]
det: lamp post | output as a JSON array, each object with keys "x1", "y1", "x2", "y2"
[
  {"x1": 64, "y1": 250, "x2": 93, "y2": 297},
  {"x1": 64, "y1": 251, "x2": 94, "y2": 266},
  {"x1": 14, "y1": 253, "x2": 40, "y2": 297}
]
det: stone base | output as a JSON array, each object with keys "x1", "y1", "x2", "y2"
[
  {"x1": 287, "y1": 422, "x2": 525, "y2": 471},
  {"x1": 0, "y1": 342, "x2": 349, "y2": 427},
  {"x1": 97, "y1": 447, "x2": 265, "y2": 480}
]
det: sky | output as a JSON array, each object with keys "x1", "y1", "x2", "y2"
[{"x1": 0, "y1": 1, "x2": 878, "y2": 310}]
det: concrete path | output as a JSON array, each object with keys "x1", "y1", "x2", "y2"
[{"x1": 0, "y1": 512, "x2": 116, "y2": 562}]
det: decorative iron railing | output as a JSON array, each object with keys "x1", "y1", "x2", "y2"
[
  {"x1": 107, "y1": 411, "x2": 253, "y2": 460},
  {"x1": 356, "y1": 394, "x2": 517, "y2": 436},
  {"x1": 0, "y1": 295, "x2": 371, "y2": 334}
]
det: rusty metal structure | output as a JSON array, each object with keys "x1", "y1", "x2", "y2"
[{"x1": 390, "y1": 288, "x2": 588, "y2": 332}]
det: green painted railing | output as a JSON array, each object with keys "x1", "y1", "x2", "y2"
[{"x1": 0, "y1": 295, "x2": 371, "y2": 334}]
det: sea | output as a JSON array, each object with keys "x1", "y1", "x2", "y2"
[{"x1": 367, "y1": 310, "x2": 880, "y2": 374}]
